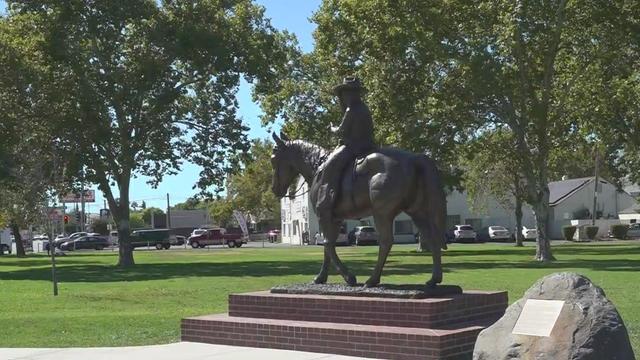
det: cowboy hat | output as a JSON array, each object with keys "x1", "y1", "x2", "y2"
[{"x1": 332, "y1": 76, "x2": 364, "y2": 95}]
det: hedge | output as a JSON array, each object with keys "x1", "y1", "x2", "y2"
[
  {"x1": 562, "y1": 225, "x2": 577, "y2": 240},
  {"x1": 585, "y1": 226, "x2": 599, "y2": 240},
  {"x1": 609, "y1": 224, "x2": 629, "y2": 239}
]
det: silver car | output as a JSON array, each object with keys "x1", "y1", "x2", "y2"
[{"x1": 354, "y1": 226, "x2": 378, "y2": 245}]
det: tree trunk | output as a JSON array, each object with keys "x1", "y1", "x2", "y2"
[
  {"x1": 116, "y1": 208, "x2": 135, "y2": 267},
  {"x1": 533, "y1": 188, "x2": 555, "y2": 262},
  {"x1": 11, "y1": 220, "x2": 26, "y2": 257},
  {"x1": 515, "y1": 196, "x2": 524, "y2": 247}
]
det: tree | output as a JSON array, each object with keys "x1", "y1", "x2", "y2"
[
  {"x1": 462, "y1": 130, "x2": 528, "y2": 246},
  {"x1": 226, "y1": 139, "x2": 281, "y2": 225},
  {"x1": 450, "y1": 0, "x2": 637, "y2": 261},
  {"x1": 141, "y1": 207, "x2": 164, "y2": 226},
  {"x1": 173, "y1": 197, "x2": 205, "y2": 210},
  {"x1": 130, "y1": 202, "x2": 139, "y2": 212},
  {"x1": 0, "y1": 12, "x2": 75, "y2": 257},
  {"x1": 208, "y1": 199, "x2": 234, "y2": 227},
  {"x1": 6, "y1": 1, "x2": 296, "y2": 266},
  {"x1": 90, "y1": 219, "x2": 109, "y2": 236},
  {"x1": 259, "y1": 0, "x2": 471, "y2": 187}
]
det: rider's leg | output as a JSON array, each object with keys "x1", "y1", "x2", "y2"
[{"x1": 316, "y1": 146, "x2": 348, "y2": 217}]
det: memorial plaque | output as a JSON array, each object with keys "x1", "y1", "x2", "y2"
[{"x1": 512, "y1": 299, "x2": 564, "y2": 337}]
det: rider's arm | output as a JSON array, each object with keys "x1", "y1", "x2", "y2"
[{"x1": 331, "y1": 107, "x2": 353, "y2": 134}]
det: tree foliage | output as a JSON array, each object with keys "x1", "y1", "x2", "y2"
[
  {"x1": 2, "y1": 0, "x2": 296, "y2": 266},
  {"x1": 226, "y1": 139, "x2": 280, "y2": 223},
  {"x1": 261, "y1": 0, "x2": 637, "y2": 262},
  {"x1": 259, "y1": 0, "x2": 473, "y2": 186},
  {"x1": 141, "y1": 207, "x2": 164, "y2": 225}
]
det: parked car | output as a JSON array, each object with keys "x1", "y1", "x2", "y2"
[
  {"x1": 627, "y1": 223, "x2": 640, "y2": 238},
  {"x1": 130, "y1": 229, "x2": 172, "y2": 250},
  {"x1": 267, "y1": 229, "x2": 280, "y2": 243},
  {"x1": 188, "y1": 228, "x2": 247, "y2": 248},
  {"x1": 33, "y1": 234, "x2": 49, "y2": 241},
  {"x1": 190, "y1": 228, "x2": 207, "y2": 238},
  {"x1": 446, "y1": 225, "x2": 477, "y2": 243},
  {"x1": 521, "y1": 226, "x2": 538, "y2": 240},
  {"x1": 354, "y1": 226, "x2": 378, "y2": 245},
  {"x1": 172, "y1": 235, "x2": 186, "y2": 246},
  {"x1": 316, "y1": 224, "x2": 349, "y2": 246},
  {"x1": 60, "y1": 236, "x2": 110, "y2": 251},
  {"x1": 53, "y1": 232, "x2": 89, "y2": 248},
  {"x1": 478, "y1": 226, "x2": 512, "y2": 242}
]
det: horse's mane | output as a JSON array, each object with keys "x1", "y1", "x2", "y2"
[{"x1": 286, "y1": 140, "x2": 330, "y2": 169}]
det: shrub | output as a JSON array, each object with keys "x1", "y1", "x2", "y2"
[
  {"x1": 562, "y1": 225, "x2": 577, "y2": 240},
  {"x1": 609, "y1": 224, "x2": 629, "y2": 239},
  {"x1": 585, "y1": 226, "x2": 599, "y2": 240}
]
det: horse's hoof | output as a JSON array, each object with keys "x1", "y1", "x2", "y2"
[
  {"x1": 345, "y1": 274, "x2": 357, "y2": 286},
  {"x1": 425, "y1": 279, "x2": 438, "y2": 289},
  {"x1": 313, "y1": 275, "x2": 327, "y2": 284}
]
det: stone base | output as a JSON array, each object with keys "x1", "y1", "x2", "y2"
[{"x1": 182, "y1": 289, "x2": 508, "y2": 360}]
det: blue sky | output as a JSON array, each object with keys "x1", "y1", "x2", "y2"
[{"x1": 1, "y1": 0, "x2": 321, "y2": 211}]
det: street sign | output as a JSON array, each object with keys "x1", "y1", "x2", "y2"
[{"x1": 60, "y1": 190, "x2": 95, "y2": 203}]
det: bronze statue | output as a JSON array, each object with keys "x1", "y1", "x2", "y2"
[
  {"x1": 315, "y1": 77, "x2": 376, "y2": 224},
  {"x1": 271, "y1": 77, "x2": 448, "y2": 288}
]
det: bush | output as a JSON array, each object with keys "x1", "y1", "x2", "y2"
[
  {"x1": 585, "y1": 226, "x2": 599, "y2": 240},
  {"x1": 609, "y1": 224, "x2": 629, "y2": 239},
  {"x1": 562, "y1": 226, "x2": 577, "y2": 240}
]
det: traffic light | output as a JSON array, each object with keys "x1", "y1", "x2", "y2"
[
  {"x1": 75, "y1": 212, "x2": 81, "y2": 222},
  {"x1": 63, "y1": 215, "x2": 69, "y2": 224}
]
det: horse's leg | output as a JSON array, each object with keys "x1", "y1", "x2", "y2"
[
  {"x1": 364, "y1": 215, "x2": 393, "y2": 288},
  {"x1": 313, "y1": 244, "x2": 331, "y2": 284},
  {"x1": 323, "y1": 219, "x2": 357, "y2": 286},
  {"x1": 412, "y1": 217, "x2": 443, "y2": 288},
  {"x1": 426, "y1": 242, "x2": 442, "y2": 288}
]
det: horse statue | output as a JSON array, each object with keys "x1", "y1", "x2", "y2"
[{"x1": 270, "y1": 132, "x2": 448, "y2": 288}]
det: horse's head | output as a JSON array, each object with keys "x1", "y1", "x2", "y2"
[{"x1": 271, "y1": 132, "x2": 299, "y2": 198}]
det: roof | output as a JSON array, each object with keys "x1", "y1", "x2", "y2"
[
  {"x1": 619, "y1": 204, "x2": 640, "y2": 214},
  {"x1": 548, "y1": 177, "x2": 594, "y2": 206}
]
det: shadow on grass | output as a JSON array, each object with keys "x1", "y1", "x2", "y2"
[
  {"x1": 1, "y1": 254, "x2": 638, "y2": 283},
  {"x1": 399, "y1": 243, "x2": 640, "y2": 258}
]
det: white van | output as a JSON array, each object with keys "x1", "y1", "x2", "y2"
[{"x1": 1, "y1": 228, "x2": 12, "y2": 254}]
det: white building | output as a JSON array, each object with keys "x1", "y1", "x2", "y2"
[{"x1": 281, "y1": 176, "x2": 638, "y2": 243}]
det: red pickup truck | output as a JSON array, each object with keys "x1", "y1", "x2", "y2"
[{"x1": 188, "y1": 228, "x2": 247, "y2": 248}]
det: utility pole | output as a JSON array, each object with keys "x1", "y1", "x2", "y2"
[
  {"x1": 80, "y1": 188, "x2": 85, "y2": 232},
  {"x1": 592, "y1": 145, "x2": 599, "y2": 226},
  {"x1": 166, "y1": 193, "x2": 171, "y2": 229}
]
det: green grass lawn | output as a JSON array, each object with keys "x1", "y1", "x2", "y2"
[{"x1": 1, "y1": 242, "x2": 638, "y2": 354}]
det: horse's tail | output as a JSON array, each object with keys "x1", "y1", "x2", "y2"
[{"x1": 415, "y1": 155, "x2": 448, "y2": 250}]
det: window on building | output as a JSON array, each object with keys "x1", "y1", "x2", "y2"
[{"x1": 394, "y1": 220, "x2": 414, "y2": 235}]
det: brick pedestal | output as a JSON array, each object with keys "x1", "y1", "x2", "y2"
[{"x1": 182, "y1": 290, "x2": 507, "y2": 360}]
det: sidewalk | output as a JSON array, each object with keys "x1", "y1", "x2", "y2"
[{"x1": 0, "y1": 342, "x2": 372, "y2": 360}]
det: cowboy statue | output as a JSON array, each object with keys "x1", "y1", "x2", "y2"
[
  {"x1": 314, "y1": 77, "x2": 376, "y2": 222},
  {"x1": 270, "y1": 76, "x2": 447, "y2": 288}
]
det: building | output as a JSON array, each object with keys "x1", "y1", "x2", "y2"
[
  {"x1": 281, "y1": 176, "x2": 638, "y2": 243},
  {"x1": 547, "y1": 177, "x2": 637, "y2": 238},
  {"x1": 169, "y1": 209, "x2": 212, "y2": 229},
  {"x1": 618, "y1": 204, "x2": 640, "y2": 223}
]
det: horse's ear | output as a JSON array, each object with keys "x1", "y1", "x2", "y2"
[
  {"x1": 272, "y1": 132, "x2": 286, "y2": 148},
  {"x1": 280, "y1": 131, "x2": 290, "y2": 141}
]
